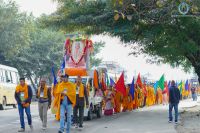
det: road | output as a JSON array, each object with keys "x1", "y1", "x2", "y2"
[{"x1": 0, "y1": 100, "x2": 197, "y2": 133}]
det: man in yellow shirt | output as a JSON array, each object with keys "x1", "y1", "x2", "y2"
[{"x1": 57, "y1": 74, "x2": 76, "y2": 133}]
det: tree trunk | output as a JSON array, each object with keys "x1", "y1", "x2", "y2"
[
  {"x1": 194, "y1": 65, "x2": 200, "y2": 85},
  {"x1": 28, "y1": 75, "x2": 37, "y2": 91},
  {"x1": 185, "y1": 53, "x2": 200, "y2": 85}
]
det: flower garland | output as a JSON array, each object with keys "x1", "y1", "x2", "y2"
[{"x1": 65, "y1": 37, "x2": 93, "y2": 66}]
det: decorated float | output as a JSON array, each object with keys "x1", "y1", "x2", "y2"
[
  {"x1": 60, "y1": 34, "x2": 103, "y2": 120},
  {"x1": 64, "y1": 35, "x2": 93, "y2": 76}
]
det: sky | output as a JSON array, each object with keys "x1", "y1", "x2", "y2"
[
  {"x1": 14, "y1": 0, "x2": 194, "y2": 82},
  {"x1": 14, "y1": 0, "x2": 58, "y2": 17}
]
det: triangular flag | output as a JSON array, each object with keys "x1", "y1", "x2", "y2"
[
  {"x1": 185, "y1": 80, "x2": 189, "y2": 91},
  {"x1": 153, "y1": 81, "x2": 158, "y2": 94},
  {"x1": 143, "y1": 81, "x2": 147, "y2": 96},
  {"x1": 178, "y1": 81, "x2": 183, "y2": 94},
  {"x1": 115, "y1": 72, "x2": 126, "y2": 96},
  {"x1": 136, "y1": 73, "x2": 143, "y2": 88},
  {"x1": 110, "y1": 78, "x2": 115, "y2": 87},
  {"x1": 129, "y1": 78, "x2": 134, "y2": 99},
  {"x1": 158, "y1": 74, "x2": 165, "y2": 91},
  {"x1": 51, "y1": 66, "x2": 58, "y2": 85},
  {"x1": 93, "y1": 70, "x2": 99, "y2": 89},
  {"x1": 60, "y1": 56, "x2": 65, "y2": 75},
  {"x1": 101, "y1": 77, "x2": 107, "y2": 91}
]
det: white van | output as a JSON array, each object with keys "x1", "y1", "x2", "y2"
[{"x1": 0, "y1": 64, "x2": 19, "y2": 110}]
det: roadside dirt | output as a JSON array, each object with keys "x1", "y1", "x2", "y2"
[{"x1": 175, "y1": 105, "x2": 200, "y2": 133}]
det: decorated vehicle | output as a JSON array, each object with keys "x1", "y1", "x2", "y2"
[{"x1": 63, "y1": 35, "x2": 103, "y2": 120}]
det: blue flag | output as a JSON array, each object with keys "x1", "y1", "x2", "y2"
[
  {"x1": 129, "y1": 78, "x2": 135, "y2": 99},
  {"x1": 110, "y1": 78, "x2": 115, "y2": 87},
  {"x1": 185, "y1": 80, "x2": 189, "y2": 91},
  {"x1": 61, "y1": 57, "x2": 65, "y2": 70},
  {"x1": 153, "y1": 81, "x2": 158, "y2": 94},
  {"x1": 51, "y1": 66, "x2": 58, "y2": 85},
  {"x1": 60, "y1": 57, "x2": 65, "y2": 75}
]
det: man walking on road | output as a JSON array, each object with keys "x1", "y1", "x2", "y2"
[
  {"x1": 191, "y1": 86, "x2": 197, "y2": 101},
  {"x1": 36, "y1": 78, "x2": 51, "y2": 130},
  {"x1": 168, "y1": 80, "x2": 180, "y2": 124},
  {"x1": 57, "y1": 74, "x2": 76, "y2": 133},
  {"x1": 15, "y1": 77, "x2": 33, "y2": 132},
  {"x1": 73, "y1": 75, "x2": 89, "y2": 129}
]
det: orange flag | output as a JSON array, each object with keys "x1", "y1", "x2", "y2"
[
  {"x1": 136, "y1": 73, "x2": 143, "y2": 88},
  {"x1": 93, "y1": 70, "x2": 99, "y2": 89},
  {"x1": 115, "y1": 72, "x2": 126, "y2": 96},
  {"x1": 143, "y1": 82, "x2": 147, "y2": 96}
]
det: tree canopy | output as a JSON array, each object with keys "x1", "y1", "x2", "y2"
[
  {"x1": 43, "y1": 0, "x2": 200, "y2": 83},
  {"x1": 0, "y1": 0, "x2": 104, "y2": 86}
]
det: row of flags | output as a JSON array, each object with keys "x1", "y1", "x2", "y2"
[
  {"x1": 51, "y1": 56, "x2": 191, "y2": 100},
  {"x1": 108, "y1": 73, "x2": 191, "y2": 101}
]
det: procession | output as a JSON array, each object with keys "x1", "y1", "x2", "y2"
[{"x1": 12, "y1": 36, "x2": 200, "y2": 133}]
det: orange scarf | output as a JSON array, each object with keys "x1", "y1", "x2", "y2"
[
  {"x1": 16, "y1": 83, "x2": 29, "y2": 107},
  {"x1": 37, "y1": 85, "x2": 48, "y2": 98}
]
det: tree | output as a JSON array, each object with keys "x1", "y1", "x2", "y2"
[
  {"x1": 0, "y1": 0, "x2": 105, "y2": 86},
  {"x1": 0, "y1": 0, "x2": 65, "y2": 86},
  {"x1": 0, "y1": 0, "x2": 31, "y2": 65},
  {"x1": 44, "y1": 0, "x2": 200, "y2": 83},
  {"x1": 90, "y1": 41, "x2": 105, "y2": 67}
]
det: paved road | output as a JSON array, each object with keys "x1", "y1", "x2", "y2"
[{"x1": 2, "y1": 99, "x2": 198, "y2": 133}]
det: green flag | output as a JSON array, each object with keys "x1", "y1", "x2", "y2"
[
  {"x1": 158, "y1": 74, "x2": 165, "y2": 91},
  {"x1": 178, "y1": 81, "x2": 183, "y2": 94}
]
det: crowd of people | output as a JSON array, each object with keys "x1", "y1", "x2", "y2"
[{"x1": 14, "y1": 74, "x2": 199, "y2": 133}]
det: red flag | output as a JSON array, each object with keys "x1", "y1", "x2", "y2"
[
  {"x1": 115, "y1": 72, "x2": 126, "y2": 96},
  {"x1": 143, "y1": 82, "x2": 147, "y2": 96},
  {"x1": 136, "y1": 73, "x2": 143, "y2": 88},
  {"x1": 101, "y1": 77, "x2": 107, "y2": 91}
]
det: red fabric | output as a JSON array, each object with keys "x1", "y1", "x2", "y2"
[
  {"x1": 104, "y1": 109, "x2": 113, "y2": 116},
  {"x1": 101, "y1": 77, "x2": 107, "y2": 91},
  {"x1": 65, "y1": 39, "x2": 70, "y2": 49},
  {"x1": 143, "y1": 82, "x2": 147, "y2": 96},
  {"x1": 136, "y1": 73, "x2": 143, "y2": 89},
  {"x1": 163, "y1": 81, "x2": 168, "y2": 95},
  {"x1": 115, "y1": 72, "x2": 126, "y2": 96}
]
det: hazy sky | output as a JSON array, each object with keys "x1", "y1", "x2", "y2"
[
  {"x1": 15, "y1": 0, "x2": 58, "y2": 17},
  {"x1": 14, "y1": 0, "x2": 194, "y2": 82}
]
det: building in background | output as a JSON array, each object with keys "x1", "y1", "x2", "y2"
[{"x1": 99, "y1": 61, "x2": 127, "y2": 83}]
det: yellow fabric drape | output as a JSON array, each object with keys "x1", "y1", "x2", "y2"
[
  {"x1": 114, "y1": 91, "x2": 122, "y2": 113},
  {"x1": 37, "y1": 85, "x2": 48, "y2": 98},
  {"x1": 16, "y1": 83, "x2": 29, "y2": 107},
  {"x1": 52, "y1": 81, "x2": 76, "y2": 121}
]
